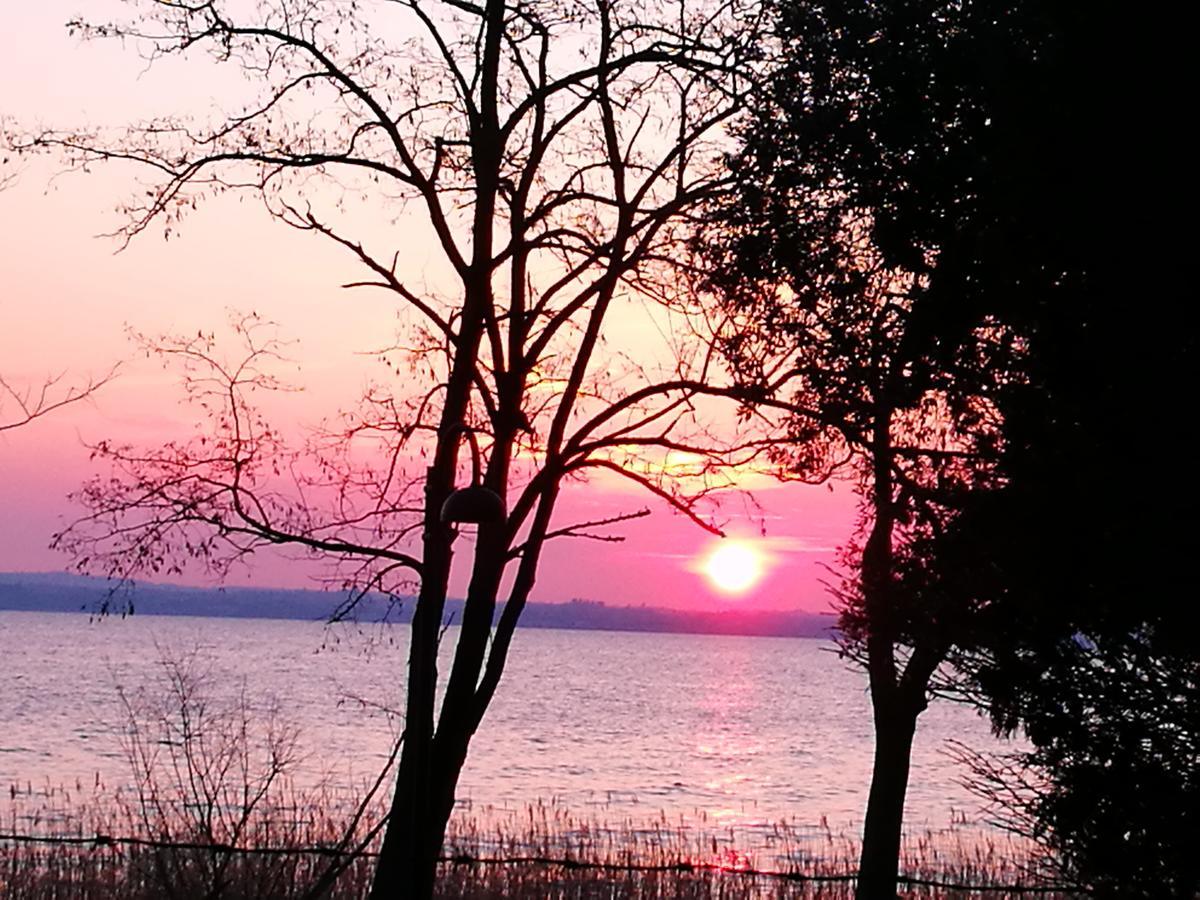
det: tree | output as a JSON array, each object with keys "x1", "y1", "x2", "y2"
[
  {"x1": 937, "y1": 290, "x2": 1199, "y2": 898},
  {"x1": 699, "y1": 1, "x2": 1051, "y2": 895},
  {"x1": 930, "y1": 252, "x2": 1198, "y2": 898},
  {"x1": 929, "y1": 5, "x2": 1198, "y2": 890},
  {"x1": 7, "y1": 0, "x2": 763, "y2": 895},
  {"x1": 954, "y1": 621, "x2": 1200, "y2": 897},
  {"x1": 705, "y1": 1, "x2": 1193, "y2": 896}
]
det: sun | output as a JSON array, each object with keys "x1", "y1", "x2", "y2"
[{"x1": 702, "y1": 541, "x2": 765, "y2": 595}]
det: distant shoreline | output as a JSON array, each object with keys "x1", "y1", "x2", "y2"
[{"x1": 0, "y1": 572, "x2": 836, "y2": 640}]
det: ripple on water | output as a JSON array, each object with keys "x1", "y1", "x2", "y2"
[{"x1": 0, "y1": 611, "x2": 1016, "y2": 849}]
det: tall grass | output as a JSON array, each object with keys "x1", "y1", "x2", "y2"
[
  {"x1": 437, "y1": 799, "x2": 1067, "y2": 898},
  {"x1": 1, "y1": 785, "x2": 1074, "y2": 899},
  {"x1": 1, "y1": 777, "x2": 376, "y2": 900}
]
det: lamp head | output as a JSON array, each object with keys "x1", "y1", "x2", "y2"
[{"x1": 440, "y1": 484, "x2": 506, "y2": 525}]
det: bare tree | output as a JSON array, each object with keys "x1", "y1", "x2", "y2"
[
  {"x1": 9, "y1": 0, "x2": 764, "y2": 894},
  {"x1": 116, "y1": 649, "x2": 303, "y2": 898}
]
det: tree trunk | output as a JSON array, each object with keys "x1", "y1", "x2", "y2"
[
  {"x1": 855, "y1": 706, "x2": 918, "y2": 900},
  {"x1": 367, "y1": 773, "x2": 441, "y2": 898},
  {"x1": 850, "y1": 410, "x2": 915, "y2": 900},
  {"x1": 365, "y1": 703, "x2": 495, "y2": 898},
  {"x1": 367, "y1": 554, "x2": 451, "y2": 899},
  {"x1": 367, "y1": 445, "x2": 508, "y2": 899},
  {"x1": 367, "y1": 586, "x2": 506, "y2": 897}
]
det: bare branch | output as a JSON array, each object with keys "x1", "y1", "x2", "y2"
[{"x1": 0, "y1": 366, "x2": 118, "y2": 433}]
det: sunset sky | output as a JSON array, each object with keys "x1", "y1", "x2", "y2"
[{"x1": 0, "y1": 2, "x2": 857, "y2": 612}]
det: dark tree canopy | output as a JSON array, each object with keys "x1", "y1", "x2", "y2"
[
  {"x1": 924, "y1": 6, "x2": 1198, "y2": 896},
  {"x1": 698, "y1": 4, "x2": 1046, "y2": 895},
  {"x1": 702, "y1": 0, "x2": 1195, "y2": 895}
]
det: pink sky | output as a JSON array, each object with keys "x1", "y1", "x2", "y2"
[{"x1": 0, "y1": 2, "x2": 858, "y2": 612}]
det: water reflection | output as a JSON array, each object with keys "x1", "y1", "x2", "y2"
[{"x1": 0, "y1": 612, "x2": 1012, "y2": 859}]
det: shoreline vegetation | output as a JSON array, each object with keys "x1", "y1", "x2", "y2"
[{"x1": 2, "y1": 787, "x2": 1070, "y2": 899}]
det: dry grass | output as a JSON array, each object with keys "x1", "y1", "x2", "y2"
[
  {"x1": 1, "y1": 778, "x2": 376, "y2": 900},
  {"x1": 0, "y1": 786, "x2": 1075, "y2": 899},
  {"x1": 436, "y1": 800, "x2": 1067, "y2": 898}
]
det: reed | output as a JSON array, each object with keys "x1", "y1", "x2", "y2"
[{"x1": 1, "y1": 785, "x2": 1073, "y2": 899}]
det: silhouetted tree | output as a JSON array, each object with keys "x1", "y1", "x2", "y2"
[
  {"x1": 705, "y1": 1, "x2": 1193, "y2": 896},
  {"x1": 928, "y1": 6, "x2": 1198, "y2": 891},
  {"x1": 927, "y1": 278, "x2": 1198, "y2": 899},
  {"x1": 699, "y1": 1, "x2": 1073, "y2": 895},
  {"x1": 7, "y1": 1, "x2": 764, "y2": 895},
  {"x1": 953, "y1": 618, "x2": 1199, "y2": 897}
]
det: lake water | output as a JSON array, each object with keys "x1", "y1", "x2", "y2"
[{"x1": 0, "y1": 611, "x2": 1012, "y2": 854}]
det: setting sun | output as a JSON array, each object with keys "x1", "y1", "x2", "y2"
[{"x1": 702, "y1": 541, "x2": 765, "y2": 595}]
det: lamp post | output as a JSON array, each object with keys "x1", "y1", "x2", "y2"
[{"x1": 440, "y1": 424, "x2": 505, "y2": 525}]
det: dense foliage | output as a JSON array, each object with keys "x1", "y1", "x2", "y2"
[{"x1": 704, "y1": 0, "x2": 1195, "y2": 895}]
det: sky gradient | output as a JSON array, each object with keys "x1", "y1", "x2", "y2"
[{"x1": 0, "y1": 2, "x2": 857, "y2": 612}]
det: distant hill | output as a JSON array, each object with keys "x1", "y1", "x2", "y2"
[{"x1": 0, "y1": 573, "x2": 835, "y2": 639}]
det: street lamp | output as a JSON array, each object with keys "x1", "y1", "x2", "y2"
[{"x1": 439, "y1": 425, "x2": 505, "y2": 525}]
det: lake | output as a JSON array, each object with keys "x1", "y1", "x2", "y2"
[{"x1": 0, "y1": 610, "x2": 1013, "y2": 854}]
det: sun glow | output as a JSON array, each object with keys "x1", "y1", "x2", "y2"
[{"x1": 702, "y1": 541, "x2": 765, "y2": 595}]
